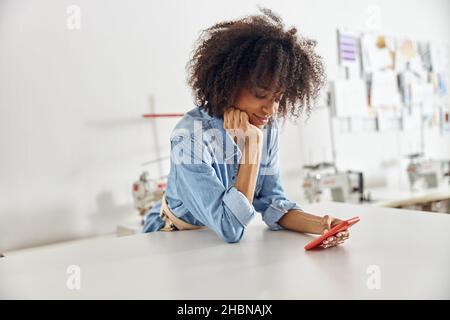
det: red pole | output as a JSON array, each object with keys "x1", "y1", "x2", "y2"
[{"x1": 142, "y1": 113, "x2": 184, "y2": 118}]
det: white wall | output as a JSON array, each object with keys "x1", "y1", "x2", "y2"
[{"x1": 1, "y1": 0, "x2": 449, "y2": 252}]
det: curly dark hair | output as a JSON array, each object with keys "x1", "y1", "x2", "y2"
[{"x1": 187, "y1": 7, "x2": 326, "y2": 119}]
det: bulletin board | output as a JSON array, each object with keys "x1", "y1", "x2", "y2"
[{"x1": 332, "y1": 28, "x2": 449, "y2": 139}]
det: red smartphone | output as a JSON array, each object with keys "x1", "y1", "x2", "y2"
[{"x1": 304, "y1": 216, "x2": 360, "y2": 250}]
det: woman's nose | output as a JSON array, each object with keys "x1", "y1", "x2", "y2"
[{"x1": 262, "y1": 103, "x2": 277, "y2": 116}]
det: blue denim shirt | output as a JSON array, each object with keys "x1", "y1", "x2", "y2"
[{"x1": 142, "y1": 107, "x2": 301, "y2": 243}]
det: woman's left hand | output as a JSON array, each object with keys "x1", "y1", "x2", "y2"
[{"x1": 319, "y1": 215, "x2": 350, "y2": 249}]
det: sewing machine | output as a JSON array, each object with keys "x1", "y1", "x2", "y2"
[
  {"x1": 132, "y1": 171, "x2": 166, "y2": 222},
  {"x1": 302, "y1": 163, "x2": 368, "y2": 204},
  {"x1": 406, "y1": 154, "x2": 450, "y2": 190}
]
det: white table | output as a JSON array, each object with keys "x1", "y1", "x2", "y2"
[
  {"x1": 367, "y1": 185, "x2": 450, "y2": 209},
  {"x1": 1, "y1": 202, "x2": 449, "y2": 299}
]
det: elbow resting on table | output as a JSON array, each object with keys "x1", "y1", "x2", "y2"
[
  {"x1": 218, "y1": 224, "x2": 245, "y2": 243},
  {"x1": 222, "y1": 230, "x2": 244, "y2": 243}
]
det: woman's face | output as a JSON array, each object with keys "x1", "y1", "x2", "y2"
[{"x1": 232, "y1": 86, "x2": 282, "y2": 128}]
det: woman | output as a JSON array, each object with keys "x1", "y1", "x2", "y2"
[{"x1": 143, "y1": 8, "x2": 350, "y2": 248}]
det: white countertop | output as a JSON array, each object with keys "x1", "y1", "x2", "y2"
[
  {"x1": 289, "y1": 183, "x2": 450, "y2": 209},
  {"x1": 1, "y1": 202, "x2": 449, "y2": 299},
  {"x1": 368, "y1": 184, "x2": 450, "y2": 207}
]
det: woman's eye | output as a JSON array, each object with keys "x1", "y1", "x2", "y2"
[{"x1": 254, "y1": 89, "x2": 282, "y2": 101}]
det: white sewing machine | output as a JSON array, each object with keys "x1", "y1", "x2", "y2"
[
  {"x1": 131, "y1": 171, "x2": 166, "y2": 222},
  {"x1": 302, "y1": 163, "x2": 369, "y2": 204},
  {"x1": 406, "y1": 154, "x2": 450, "y2": 190}
]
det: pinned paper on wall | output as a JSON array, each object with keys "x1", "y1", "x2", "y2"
[
  {"x1": 402, "y1": 106, "x2": 422, "y2": 131},
  {"x1": 409, "y1": 56, "x2": 428, "y2": 80},
  {"x1": 361, "y1": 33, "x2": 394, "y2": 73},
  {"x1": 331, "y1": 79, "x2": 368, "y2": 117},
  {"x1": 438, "y1": 74, "x2": 448, "y2": 96},
  {"x1": 398, "y1": 71, "x2": 413, "y2": 106},
  {"x1": 338, "y1": 29, "x2": 359, "y2": 64},
  {"x1": 429, "y1": 43, "x2": 448, "y2": 97},
  {"x1": 411, "y1": 82, "x2": 435, "y2": 107},
  {"x1": 395, "y1": 38, "x2": 417, "y2": 72},
  {"x1": 433, "y1": 73, "x2": 448, "y2": 96},
  {"x1": 417, "y1": 41, "x2": 433, "y2": 72},
  {"x1": 337, "y1": 29, "x2": 361, "y2": 77},
  {"x1": 376, "y1": 107, "x2": 402, "y2": 132},
  {"x1": 431, "y1": 43, "x2": 449, "y2": 73},
  {"x1": 440, "y1": 106, "x2": 450, "y2": 135},
  {"x1": 370, "y1": 70, "x2": 401, "y2": 108},
  {"x1": 395, "y1": 39, "x2": 430, "y2": 81},
  {"x1": 423, "y1": 104, "x2": 439, "y2": 129},
  {"x1": 398, "y1": 38, "x2": 415, "y2": 59},
  {"x1": 422, "y1": 101, "x2": 435, "y2": 121},
  {"x1": 332, "y1": 117, "x2": 352, "y2": 134},
  {"x1": 350, "y1": 116, "x2": 377, "y2": 133}
]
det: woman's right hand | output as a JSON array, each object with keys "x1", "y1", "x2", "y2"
[
  {"x1": 319, "y1": 215, "x2": 350, "y2": 249},
  {"x1": 223, "y1": 107, "x2": 263, "y2": 141},
  {"x1": 224, "y1": 107, "x2": 262, "y2": 202}
]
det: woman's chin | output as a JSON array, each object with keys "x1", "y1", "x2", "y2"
[
  {"x1": 251, "y1": 117, "x2": 268, "y2": 128},
  {"x1": 249, "y1": 120, "x2": 263, "y2": 128}
]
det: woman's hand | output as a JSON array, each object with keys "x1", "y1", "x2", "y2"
[
  {"x1": 223, "y1": 107, "x2": 263, "y2": 142},
  {"x1": 224, "y1": 107, "x2": 262, "y2": 203},
  {"x1": 319, "y1": 215, "x2": 350, "y2": 249}
]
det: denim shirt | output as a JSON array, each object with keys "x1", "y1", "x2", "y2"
[{"x1": 142, "y1": 107, "x2": 301, "y2": 243}]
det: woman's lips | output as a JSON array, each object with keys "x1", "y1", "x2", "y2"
[{"x1": 253, "y1": 113, "x2": 269, "y2": 125}]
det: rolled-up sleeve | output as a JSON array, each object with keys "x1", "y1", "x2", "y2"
[
  {"x1": 172, "y1": 135, "x2": 256, "y2": 243},
  {"x1": 260, "y1": 199, "x2": 301, "y2": 231},
  {"x1": 222, "y1": 186, "x2": 256, "y2": 227},
  {"x1": 253, "y1": 123, "x2": 302, "y2": 231}
]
